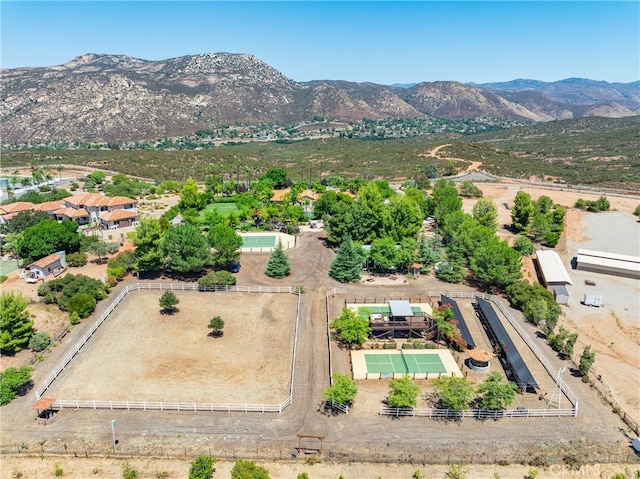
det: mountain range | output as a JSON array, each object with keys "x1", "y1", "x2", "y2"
[{"x1": 1, "y1": 53, "x2": 638, "y2": 143}]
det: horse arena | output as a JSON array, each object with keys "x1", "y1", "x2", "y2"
[{"x1": 41, "y1": 285, "x2": 299, "y2": 409}]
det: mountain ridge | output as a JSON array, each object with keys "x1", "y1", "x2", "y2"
[{"x1": 1, "y1": 53, "x2": 637, "y2": 143}]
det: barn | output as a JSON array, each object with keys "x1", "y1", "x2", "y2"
[{"x1": 576, "y1": 249, "x2": 640, "y2": 280}]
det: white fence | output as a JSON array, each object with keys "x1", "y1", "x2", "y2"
[
  {"x1": 37, "y1": 282, "x2": 299, "y2": 414},
  {"x1": 53, "y1": 397, "x2": 292, "y2": 414},
  {"x1": 380, "y1": 407, "x2": 576, "y2": 418}
]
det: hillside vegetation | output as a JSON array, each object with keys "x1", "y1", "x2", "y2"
[{"x1": 2, "y1": 116, "x2": 638, "y2": 190}]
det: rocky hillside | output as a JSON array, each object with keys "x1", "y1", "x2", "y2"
[{"x1": 1, "y1": 53, "x2": 637, "y2": 143}]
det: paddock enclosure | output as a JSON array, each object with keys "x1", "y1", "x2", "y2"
[{"x1": 43, "y1": 287, "x2": 298, "y2": 406}]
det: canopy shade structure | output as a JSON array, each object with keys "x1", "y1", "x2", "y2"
[{"x1": 474, "y1": 298, "x2": 539, "y2": 392}]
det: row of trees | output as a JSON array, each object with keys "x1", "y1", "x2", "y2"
[{"x1": 323, "y1": 371, "x2": 517, "y2": 412}]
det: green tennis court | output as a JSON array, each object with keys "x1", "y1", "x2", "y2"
[
  {"x1": 0, "y1": 260, "x2": 18, "y2": 276},
  {"x1": 364, "y1": 352, "x2": 447, "y2": 374},
  {"x1": 241, "y1": 235, "x2": 277, "y2": 248}
]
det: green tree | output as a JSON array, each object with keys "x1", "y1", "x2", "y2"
[
  {"x1": 634, "y1": 205, "x2": 640, "y2": 217},
  {"x1": 323, "y1": 373, "x2": 358, "y2": 406},
  {"x1": 512, "y1": 236, "x2": 535, "y2": 256},
  {"x1": 475, "y1": 371, "x2": 517, "y2": 410},
  {"x1": 87, "y1": 241, "x2": 109, "y2": 264},
  {"x1": 329, "y1": 236, "x2": 363, "y2": 283},
  {"x1": 297, "y1": 474, "x2": 310, "y2": 479},
  {"x1": 231, "y1": 459, "x2": 270, "y2": 479},
  {"x1": 388, "y1": 195, "x2": 423, "y2": 242},
  {"x1": 435, "y1": 260, "x2": 465, "y2": 284},
  {"x1": 66, "y1": 292, "x2": 97, "y2": 318},
  {"x1": 161, "y1": 224, "x2": 211, "y2": 274},
  {"x1": 578, "y1": 345, "x2": 596, "y2": 377},
  {"x1": 265, "y1": 240, "x2": 291, "y2": 278},
  {"x1": 16, "y1": 219, "x2": 81, "y2": 262},
  {"x1": 159, "y1": 291, "x2": 180, "y2": 314},
  {"x1": 180, "y1": 178, "x2": 202, "y2": 210},
  {"x1": 432, "y1": 377, "x2": 475, "y2": 411},
  {"x1": 387, "y1": 376, "x2": 420, "y2": 408},
  {"x1": 131, "y1": 218, "x2": 165, "y2": 273},
  {"x1": 3, "y1": 210, "x2": 51, "y2": 234},
  {"x1": 417, "y1": 234, "x2": 442, "y2": 268},
  {"x1": 87, "y1": 170, "x2": 107, "y2": 184},
  {"x1": 472, "y1": 198, "x2": 498, "y2": 231},
  {"x1": 0, "y1": 365, "x2": 32, "y2": 406},
  {"x1": 369, "y1": 237, "x2": 398, "y2": 270},
  {"x1": 208, "y1": 316, "x2": 225, "y2": 337},
  {"x1": 511, "y1": 191, "x2": 534, "y2": 233},
  {"x1": 188, "y1": 455, "x2": 216, "y2": 479},
  {"x1": 208, "y1": 224, "x2": 242, "y2": 267},
  {"x1": 330, "y1": 308, "x2": 371, "y2": 347},
  {"x1": 261, "y1": 168, "x2": 289, "y2": 189},
  {"x1": 469, "y1": 239, "x2": 522, "y2": 289},
  {"x1": 0, "y1": 292, "x2": 33, "y2": 354}
]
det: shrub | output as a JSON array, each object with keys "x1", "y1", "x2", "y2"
[
  {"x1": 122, "y1": 461, "x2": 138, "y2": 479},
  {"x1": 106, "y1": 242, "x2": 121, "y2": 254},
  {"x1": 188, "y1": 455, "x2": 216, "y2": 479},
  {"x1": 0, "y1": 275, "x2": 8, "y2": 283},
  {"x1": 29, "y1": 331, "x2": 51, "y2": 352},
  {"x1": 66, "y1": 293, "x2": 96, "y2": 318},
  {"x1": 66, "y1": 252, "x2": 88, "y2": 267},
  {"x1": 54, "y1": 464, "x2": 63, "y2": 476},
  {"x1": 512, "y1": 236, "x2": 534, "y2": 256},
  {"x1": 69, "y1": 311, "x2": 81, "y2": 325},
  {"x1": 198, "y1": 270, "x2": 237, "y2": 288}
]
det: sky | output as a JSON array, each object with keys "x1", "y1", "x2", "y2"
[{"x1": 1, "y1": 1, "x2": 639, "y2": 84}]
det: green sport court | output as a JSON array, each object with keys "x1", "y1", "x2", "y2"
[
  {"x1": 358, "y1": 305, "x2": 424, "y2": 319},
  {"x1": 0, "y1": 260, "x2": 19, "y2": 276},
  {"x1": 241, "y1": 235, "x2": 277, "y2": 248},
  {"x1": 365, "y1": 352, "x2": 447, "y2": 375}
]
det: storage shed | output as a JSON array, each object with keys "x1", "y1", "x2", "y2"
[
  {"x1": 553, "y1": 285, "x2": 570, "y2": 305},
  {"x1": 534, "y1": 250, "x2": 573, "y2": 287}
]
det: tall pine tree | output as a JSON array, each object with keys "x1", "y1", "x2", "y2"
[
  {"x1": 265, "y1": 240, "x2": 291, "y2": 278},
  {"x1": 329, "y1": 236, "x2": 363, "y2": 283},
  {"x1": 0, "y1": 292, "x2": 33, "y2": 354}
]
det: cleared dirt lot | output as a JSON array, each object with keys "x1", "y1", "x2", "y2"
[{"x1": 46, "y1": 290, "x2": 298, "y2": 404}]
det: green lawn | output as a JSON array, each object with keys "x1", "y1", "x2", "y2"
[
  {"x1": 200, "y1": 202, "x2": 240, "y2": 219},
  {"x1": 0, "y1": 260, "x2": 19, "y2": 276}
]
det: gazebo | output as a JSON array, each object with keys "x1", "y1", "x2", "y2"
[
  {"x1": 33, "y1": 397, "x2": 57, "y2": 421},
  {"x1": 467, "y1": 348, "x2": 492, "y2": 373}
]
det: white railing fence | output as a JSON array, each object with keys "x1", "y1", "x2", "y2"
[
  {"x1": 380, "y1": 407, "x2": 576, "y2": 418},
  {"x1": 37, "y1": 282, "x2": 299, "y2": 414}
]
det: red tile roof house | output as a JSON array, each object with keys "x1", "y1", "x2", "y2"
[
  {"x1": 24, "y1": 252, "x2": 67, "y2": 282},
  {"x1": 0, "y1": 193, "x2": 139, "y2": 230}
]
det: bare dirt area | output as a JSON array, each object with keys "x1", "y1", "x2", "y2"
[
  {"x1": 45, "y1": 290, "x2": 297, "y2": 403},
  {"x1": 5, "y1": 455, "x2": 638, "y2": 479}
]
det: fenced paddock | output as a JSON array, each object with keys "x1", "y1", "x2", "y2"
[{"x1": 37, "y1": 283, "x2": 301, "y2": 413}]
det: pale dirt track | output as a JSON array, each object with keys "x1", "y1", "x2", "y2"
[{"x1": 1, "y1": 182, "x2": 639, "y2": 475}]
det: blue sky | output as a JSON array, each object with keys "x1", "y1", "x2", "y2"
[{"x1": 2, "y1": 1, "x2": 638, "y2": 84}]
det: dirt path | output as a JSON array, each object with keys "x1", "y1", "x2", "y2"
[{"x1": 420, "y1": 143, "x2": 483, "y2": 174}]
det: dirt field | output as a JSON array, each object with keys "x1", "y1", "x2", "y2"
[{"x1": 45, "y1": 290, "x2": 297, "y2": 404}]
